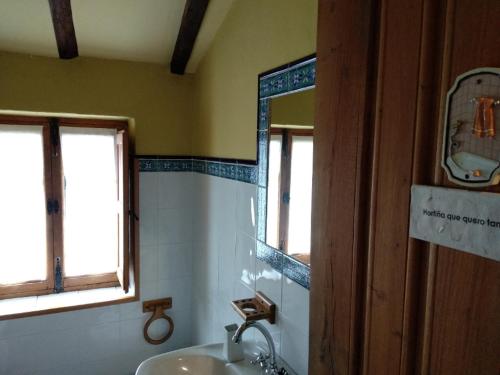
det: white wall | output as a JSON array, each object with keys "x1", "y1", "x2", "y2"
[
  {"x1": 0, "y1": 171, "x2": 309, "y2": 375},
  {"x1": 0, "y1": 172, "x2": 194, "y2": 375},
  {"x1": 190, "y1": 173, "x2": 310, "y2": 375}
]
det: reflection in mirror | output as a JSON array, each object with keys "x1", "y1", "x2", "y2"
[{"x1": 265, "y1": 89, "x2": 314, "y2": 265}]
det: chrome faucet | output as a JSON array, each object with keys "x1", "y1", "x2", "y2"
[{"x1": 232, "y1": 321, "x2": 288, "y2": 375}]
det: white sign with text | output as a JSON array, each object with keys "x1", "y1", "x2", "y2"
[{"x1": 410, "y1": 185, "x2": 500, "y2": 261}]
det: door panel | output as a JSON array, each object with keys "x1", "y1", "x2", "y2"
[
  {"x1": 311, "y1": 0, "x2": 500, "y2": 374},
  {"x1": 427, "y1": 1, "x2": 500, "y2": 374}
]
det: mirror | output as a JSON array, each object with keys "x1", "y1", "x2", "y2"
[
  {"x1": 256, "y1": 55, "x2": 315, "y2": 288},
  {"x1": 265, "y1": 89, "x2": 314, "y2": 265}
]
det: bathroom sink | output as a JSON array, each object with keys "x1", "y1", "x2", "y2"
[
  {"x1": 135, "y1": 343, "x2": 264, "y2": 375},
  {"x1": 137, "y1": 354, "x2": 230, "y2": 375}
]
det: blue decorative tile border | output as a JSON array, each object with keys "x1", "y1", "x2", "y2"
[
  {"x1": 139, "y1": 158, "x2": 192, "y2": 172},
  {"x1": 256, "y1": 240, "x2": 310, "y2": 290},
  {"x1": 259, "y1": 57, "x2": 316, "y2": 99},
  {"x1": 257, "y1": 240, "x2": 283, "y2": 272},
  {"x1": 282, "y1": 255, "x2": 310, "y2": 290},
  {"x1": 138, "y1": 157, "x2": 257, "y2": 184}
]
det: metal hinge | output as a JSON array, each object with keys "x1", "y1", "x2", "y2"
[
  {"x1": 282, "y1": 192, "x2": 290, "y2": 204},
  {"x1": 54, "y1": 257, "x2": 64, "y2": 293},
  {"x1": 129, "y1": 209, "x2": 139, "y2": 221},
  {"x1": 47, "y1": 199, "x2": 60, "y2": 215}
]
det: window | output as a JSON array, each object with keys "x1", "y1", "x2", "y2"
[
  {"x1": 0, "y1": 115, "x2": 132, "y2": 300},
  {"x1": 267, "y1": 128, "x2": 313, "y2": 263}
]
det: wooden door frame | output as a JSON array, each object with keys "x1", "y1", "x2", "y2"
[
  {"x1": 309, "y1": 0, "x2": 380, "y2": 373},
  {"x1": 310, "y1": 0, "x2": 444, "y2": 373}
]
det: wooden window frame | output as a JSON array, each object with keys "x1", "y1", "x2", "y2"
[
  {"x1": 269, "y1": 128, "x2": 313, "y2": 253},
  {"x1": 0, "y1": 115, "x2": 132, "y2": 300}
]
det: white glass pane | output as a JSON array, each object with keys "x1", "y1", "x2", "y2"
[
  {"x1": 0, "y1": 125, "x2": 47, "y2": 284},
  {"x1": 266, "y1": 135, "x2": 282, "y2": 249},
  {"x1": 61, "y1": 127, "x2": 119, "y2": 277},
  {"x1": 288, "y1": 136, "x2": 313, "y2": 256}
]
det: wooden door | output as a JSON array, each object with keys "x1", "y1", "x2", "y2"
[{"x1": 310, "y1": 0, "x2": 500, "y2": 374}]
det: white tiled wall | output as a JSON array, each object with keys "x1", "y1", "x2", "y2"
[
  {"x1": 191, "y1": 173, "x2": 310, "y2": 375},
  {"x1": 0, "y1": 172, "x2": 194, "y2": 375},
  {"x1": 0, "y1": 171, "x2": 309, "y2": 375}
]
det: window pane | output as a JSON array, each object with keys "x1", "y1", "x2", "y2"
[
  {"x1": 266, "y1": 134, "x2": 282, "y2": 249},
  {"x1": 61, "y1": 127, "x2": 119, "y2": 277},
  {"x1": 0, "y1": 125, "x2": 47, "y2": 284},
  {"x1": 288, "y1": 136, "x2": 313, "y2": 256}
]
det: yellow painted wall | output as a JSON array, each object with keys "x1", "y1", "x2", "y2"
[
  {"x1": 0, "y1": 52, "x2": 194, "y2": 155},
  {"x1": 271, "y1": 89, "x2": 315, "y2": 127},
  {"x1": 192, "y1": 0, "x2": 317, "y2": 160},
  {"x1": 0, "y1": 1, "x2": 316, "y2": 157}
]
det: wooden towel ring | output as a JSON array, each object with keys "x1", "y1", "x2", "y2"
[{"x1": 143, "y1": 298, "x2": 174, "y2": 345}]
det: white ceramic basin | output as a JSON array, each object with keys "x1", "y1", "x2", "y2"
[
  {"x1": 135, "y1": 343, "x2": 264, "y2": 375},
  {"x1": 138, "y1": 354, "x2": 230, "y2": 375}
]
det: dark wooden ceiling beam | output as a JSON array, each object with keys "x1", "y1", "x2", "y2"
[
  {"x1": 170, "y1": 0, "x2": 210, "y2": 75},
  {"x1": 48, "y1": 0, "x2": 79, "y2": 59}
]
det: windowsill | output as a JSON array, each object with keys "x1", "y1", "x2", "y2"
[{"x1": 0, "y1": 285, "x2": 137, "y2": 320}]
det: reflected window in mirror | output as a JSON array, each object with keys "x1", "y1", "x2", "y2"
[
  {"x1": 265, "y1": 88, "x2": 315, "y2": 266},
  {"x1": 267, "y1": 128, "x2": 313, "y2": 264}
]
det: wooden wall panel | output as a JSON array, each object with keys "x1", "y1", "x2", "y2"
[
  {"x1": 403, "y1": 1, "x2": 447, "y2": 373},
  {"x1": 309, "y1": 0, "x2": 378, "y2": 374},
  {"x1": 312, "y1": 0, "x2": 499, "y2": 374},
  {"x1": 429, "y1": 253, "x2": 499, "y2": 374},
  {"x1": 362, "y1": 0, "x2": 425, "y2": 373},
  {"x1": 426, "y1": 1, "x2": 500, "y2": 374}
]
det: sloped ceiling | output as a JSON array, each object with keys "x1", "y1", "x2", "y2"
[{"x1": 0, "y1": 0, "x2": 234, "y2": 73}]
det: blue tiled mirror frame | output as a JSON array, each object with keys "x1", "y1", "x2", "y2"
[{"x1": 256, "y1": 54, "x2": 316, "y2": 290}]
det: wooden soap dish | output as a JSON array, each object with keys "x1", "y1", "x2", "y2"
[{"x1": 231, "y1": 291, "x2": 276, "y2": 324}]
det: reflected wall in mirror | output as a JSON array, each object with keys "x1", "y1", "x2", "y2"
[
  {"x1": 266, "y1": 90, "x2": 314, "y2": 265},
  {"x1": 256, "y1": 55, "x2": 315, "y2": 283}
]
